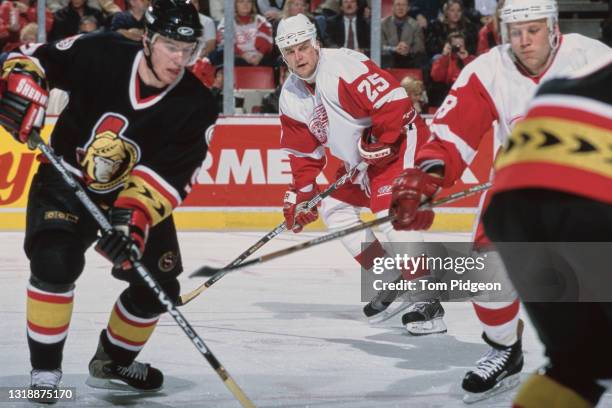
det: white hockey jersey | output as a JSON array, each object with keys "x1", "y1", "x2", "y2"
[
  {"x1": 279, "y1": 48, "x2": 420, "y2": 190},
  {"x1": 417, "y1": 33, "x2": 612, "y2": 186}
]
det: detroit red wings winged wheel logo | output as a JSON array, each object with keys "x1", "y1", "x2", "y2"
[
  {"x1": 308, "y1": 103, "x2": 329, "y2": 144},
  {"x1": 76, "y1": 113, "x2": 140, "y2": 192}
]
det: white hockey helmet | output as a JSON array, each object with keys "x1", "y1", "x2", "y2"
[
  {"x1": 275, "y1": 13, "x2": 320, "y2": 81},
  {"x1": 500, "y1": 0, "x2": 559, "y2": 46},
  {"x1": 275, "y1": 14, "x2": 317, "y2": 51}
]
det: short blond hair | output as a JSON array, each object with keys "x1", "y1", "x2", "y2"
[
  {"x1": 20, "y1": 23, "x2": 38, "y2": 43},
  {"x1": 400, "y1": 76, "x2": 424, "y2": 96}
]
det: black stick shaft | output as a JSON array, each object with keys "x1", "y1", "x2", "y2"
[{"x1": 30, "y1": 132, "x2": 255, "y2": 408}]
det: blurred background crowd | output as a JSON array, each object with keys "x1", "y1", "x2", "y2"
[{"x1": 5, "y1": 0, "x2": 611, "y2": 114}]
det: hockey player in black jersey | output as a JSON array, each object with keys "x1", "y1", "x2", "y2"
[
  {"x1": 483, "y1": 57, "x2": 612, "y2": 407},
  {"x1": 0, "y1": 0, "x2": 217, "y2": 401}
]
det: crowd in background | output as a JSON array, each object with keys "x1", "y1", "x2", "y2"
[{"x1": 1, "y1": 0, "x2": 611, "y2": 113}]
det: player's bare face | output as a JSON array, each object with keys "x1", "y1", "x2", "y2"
[
  {"x1": 508, "y1": 20, "x2": 553, "y2": 75},
  {"x1": 151, "y1": 37, "x2": 196, "y2": 85},
  {"x1": 283, "y1": 40, "x2": 319, "y2": 79}
]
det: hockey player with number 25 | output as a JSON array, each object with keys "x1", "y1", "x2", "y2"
[
  {"x1": 388, "y1": 0, "x2": 612, "y2": 403},
  {"x1": 0, "y1": 0, "x2": 217, "y2": 402},
  {"x1": 276, "y1": 14, "x2": 447, "y2": 335}
]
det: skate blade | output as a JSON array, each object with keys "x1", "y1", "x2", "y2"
[
  {"x1": 368, "y1": 299, "x2": 414, "y2": 325},
  {"x1": 405, "y1": 317, "x2": 447, "y2": 336},
  {"x1": 462, "y1": 373, "x2": 521, "y2": 404},
  {"x1": 85, "y1": 376, "x2": 162, "y2": 393}
]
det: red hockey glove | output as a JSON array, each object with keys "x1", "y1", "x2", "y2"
[
  {"x1": 283, "y1": 184, "x2": 319, "y2": 233},
  {"x1": 0, "y1": 63, "x2": 48, "y2": 147},
  {"x1": 95, "y1": 207, "x2": 150, "y2": 270},
  {"x1": 358, "y1": 128, "x2": 400, "y2": 168},
  {"x1": 390, "y1": 168, "x2": 443, "y2": 231}
]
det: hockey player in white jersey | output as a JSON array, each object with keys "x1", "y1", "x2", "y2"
[
  {"x1": 388, "y1": 0, "x2": 612, "y2": 402},
  {"x1": 276, "y1": 14, "x2": 447, "y2": 335}
]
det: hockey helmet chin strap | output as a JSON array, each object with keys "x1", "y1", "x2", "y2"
[
  {"x1": 144, "y1": 32, "x2": 163, "y2": 83},
  {"x1": 509, "y1": 30, "x2": 560, "y2": 77}
]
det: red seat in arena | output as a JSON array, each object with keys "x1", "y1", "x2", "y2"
[
  {"x1": 234, "y1": 67, "x2": 276, "y2": 90},
  {"x1": 386, "y1": 68, "x2": 424, "y2": 83},
  {"x1": 382, "y1": 0, "x2": 393, "y2": 18}
]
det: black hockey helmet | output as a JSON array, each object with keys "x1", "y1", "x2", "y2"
[{"x1": 145, "y1": 0, "x2": 203, "y2": 43}]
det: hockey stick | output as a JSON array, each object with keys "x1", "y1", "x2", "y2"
[
  {"x1": 177, "y1": 161, "x2": 369, "y2": 306},
  {"x1": 190, "y1": 181, "x2": 491, "y2": 278},
  {"x1": 29, "y1": 131, "x2": 256, "y2": 408}
]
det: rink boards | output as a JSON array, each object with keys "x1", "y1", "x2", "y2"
[{"x1": 0, "y1": 115, "x2": 494, "y2": 231}]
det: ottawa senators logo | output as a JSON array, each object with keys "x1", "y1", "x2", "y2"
[{"x1": 76, "y1": 113, "x2": 140, "y2": 192}]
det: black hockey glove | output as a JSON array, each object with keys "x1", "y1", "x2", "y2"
[
  {"x1": 0, "y1": 59, "x2": 48, "y2": 148},
  {"x1": 95, "y1": 207, "x2": 150, "y2": 270}
]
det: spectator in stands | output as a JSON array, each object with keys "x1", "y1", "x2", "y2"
[
  {"x1": 312, "y1": 0, "x2": 338, "y2": 37},
  {"x1": 315, "y1": 0, "x2": 339, "y2": 17},
  {"x1": 282, "y1": 0, "x2": 307, "y2": 18},
  {"x1": 111, "y1": 0, "x2": 150, "y2": 42},
  {"x1": 409, "y1": 0, "x2": 442, "y2": 29},
  {"x1": 0, "y1": 0, "x2": 53, "y2": 49},
  {"x1": 47, "y1": 0, "x2": 122, "y2": 15},
  {"x1": 49, "y1": 0, "x2": 105, "y2": 41},
  {"x1": 323, "y1": 0, "x2": 369, "y2": 54},
  {"x1": 79, "y1": 14, "x2": 100, "y2": 32},
  {"x1": 2, "y1": 21, "x2": 37, "y2": 52},
  {"x1": 213, "y1": 0, "x2": 274, "y2": 66},
  {"x1": 192, "y1": 0, "x2": 216, "y2": 57},
  {"x1": 425, "y1": 0, "x2": 478, "y2": 57},
  {"x1": 110, "y1": 0, "x2": 148, "y2": 41},
  {"x1": 475, "y1": 0, "x2": 501, "y2": 55},
  {"x1": 257, "y1": 0, "x2": 285, "y2": 23},
  {"x1": 381, "y1": 0, "x2": 426, "y2": 68},
  {"x1": 430, "y1": 31, "x2": 475, "y2": 99},
  {"x1": 279, "y1": 0, "x2": 322, "y2": 38},
  {"x1": 400, "y1": 75, "x2": 428, "y2": 113}
]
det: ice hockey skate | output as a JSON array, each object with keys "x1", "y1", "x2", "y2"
[
  {"x1": 401, "y1": 299, "x2": 447, "y2": 335},
  {"x1": 85, "y1": 343, "x2": 163, "y2": 392},
  {"x1": 29, "y1": 369, "x2": 62, "y2": 404},
  {"x1": 363, "y1": 277, "x2": 414, "y2": 324},
  {"x1": 462, "y1": 333, "x2": 524, "y2": 403}
]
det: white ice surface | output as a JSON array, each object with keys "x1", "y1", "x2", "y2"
[{"x1": 1, "y1": 231, "x2": 610, "y2": 407}]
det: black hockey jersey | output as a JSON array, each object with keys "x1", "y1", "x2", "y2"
[
  {"x1": 493, "y1": 56, "x2": 612, "y2": 204},
  {"x1": 14, "y1": 32, "x2": 218, "y2": 226}
]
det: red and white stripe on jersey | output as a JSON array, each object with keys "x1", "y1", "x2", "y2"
[
  {"x1": 129, "y1": 51, "x2": 182, "y2": 110},
  {"x1": 26, "y1": 285, "x2": 74, "y2": 345},
  {"x1": 527, "y1": 94, "x2": 612, "y2": 127},
  {"x1": 472, "y1": 299, "x2": 520, "y2": 346},
  {"x1": 337, "y1": 59, "x2": 413, "y2": 144},
  {"x1": 115, "y1": 164, "x2": 182, "y2": 226},
  {"x1": 417, "y1": 72, "x2": 498, "y2": 188},
  {"x1": 106, "y1": 298, "x2": 159, "y2": 352},
  {"x1": 280, "y1": 113, "x2": 327, "y2": 190}
]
